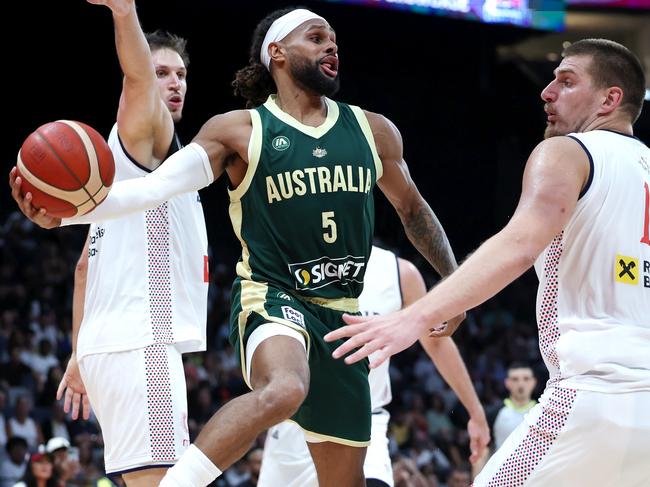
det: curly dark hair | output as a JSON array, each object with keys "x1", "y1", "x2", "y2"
[
  {"x1": 145, "y1": 30, "x2": 190, "y2": 68},
  {"x1": 232, "y1": 7, "x2": 305, "y2": 108}
]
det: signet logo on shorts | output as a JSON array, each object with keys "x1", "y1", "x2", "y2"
[
  {"x1": 272, "y1": 135, "x2": 290, "y2": 151},
  {"x1": 289, "y1": 255, "x2": 366, "y2": 291},
  {"x1": 615, "y1": 254, "x2": 638, "y2": 285}
]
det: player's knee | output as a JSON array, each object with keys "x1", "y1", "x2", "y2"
[{"x1": 257, "y1": 374, "x2": 308, "y2": 421}]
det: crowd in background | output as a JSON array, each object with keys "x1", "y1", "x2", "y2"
[{"x1": 0, "y1": 211, "x2": 548, "y2": 487}]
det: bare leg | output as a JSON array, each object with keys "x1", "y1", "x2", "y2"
[
  {"x1": 308, "y1": 441, "x2": 366, "y2": 487},
  {"x1": 194, "y1": 335, "x2": 309, "y2": 470},
  {"x1": 122, "y1": 467, "x2": 166, "y2": 487}
]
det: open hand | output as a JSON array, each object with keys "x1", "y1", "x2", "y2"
[
  {"x1": 324, "y1": 309, "x2": 429, "y2": 368},
  {"x1": 467, "y1": 413, "x2": 490, "y2": 464},
  {"x1": 57, "y1": 355, "x2": 91, "y2": 421}
]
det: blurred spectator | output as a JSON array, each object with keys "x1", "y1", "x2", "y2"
[
  {"x1": 40, "y1": 406, "x2": 71, "y2": 451},
  {"x1": 0, "y1": 437, "x2": 28, "y2": 487},
  {"x1": 24, "y1": 341, "x2": 58, "y2": 386},
  {"x1": 390, "y1": 411, "x2": 414, "y2": 450},
  {"x1": 0, "y1": 209, "x2": 549, "y2": 483},
  {"x1": 71, "y1": 440, "x2": 102, "y2": 486},
  {"x1": 188, "y1": 382, "x2": 218, "y2": 432},
  {"x1": 444, "y1": 467, "x2": 471, "y2": 487},
  {"x1": 393, "y1": 455, "x2": 434, "y2": 487},
  {"x1": 37, "y1": 370, "x2": 64, "y2": 410},
  {"x1": 12, "y1": 450, "x2": 58, "y2": 487},
  {"x1": 0, "y1": 390, "x2": 8, "y2": 461},
  {"x1": 67, "y1": 416, "x2": 101, "y2": 452},
  {"x1": 7, "y1": 397, "x2": 42, "y2": 450},
  {"x1": 426, "y1": 393, "x2": 453, "y2": 439},
  {"x1": 45, "y1": 437, "x2": 79, "y2": 487},
  {"x1": 234, "y1": 448, "x2": 262, "y2": 487},
  {"x1": 492, "y1": 363, "x2": 537, "y2": 449},
  {"x1": 224, "y1": 459, "x2": 249, "y2": 487},
  {"x1": 0, "y1": 348, "x2": 33, "y2": 390}
]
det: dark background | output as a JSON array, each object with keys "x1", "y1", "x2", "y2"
[
  {"x1": 4, "y1": 0, "x2": 650, "y2": 298},
  {"x1": 1, "y1": 2, "x2": 649, "y2": 481}
]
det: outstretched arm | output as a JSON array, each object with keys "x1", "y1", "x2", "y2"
[
  {"x1": 410, "y1": 136, "x2": 589, "y2": 335},
  {"x1": 326, "y1": 136, "x2": 590, "y2": 365},
  {"x1": 399, "y1": 258, "x2": 489, "y2": 464},
  {"x1": 9, "y1": 138, "x2": 214, "y2": 227},
  {"x1": 10, "y1": 110, "x2": 251, "y2": 227},
  {"x1": 59, "y1": 142, "x2": 214, "y2": 225}
]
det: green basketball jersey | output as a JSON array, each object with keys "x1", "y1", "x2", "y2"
[{"x1": 228, "y1": 95, "x2": 382, "y2": 307}]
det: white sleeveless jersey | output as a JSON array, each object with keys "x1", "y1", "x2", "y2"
[
  {"x1": 77, "y1": 124, "x2": 209, "y2": 359},
  {"x1": 360, "y1": 246, "x2": 403, "y2": 411},
  {"x1": 534, "y1": 130, "x2": 650, "y2": 392}
]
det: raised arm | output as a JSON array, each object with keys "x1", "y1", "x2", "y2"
[
  {"x1": 415, "y1": 136, "x2": 590, "y2": 335},
  {"x1": 367, "y1": 111, "x2": 458, "y2": 278},
  {"x1": 89, "y1": 0, "x2": 174, "y2": 162},
  {"x1": 399, "y1": 258, "x2": 489, "y2": 463},
  {"x1": 326, "y1": 136, "x2": 590, "y2": 366}
]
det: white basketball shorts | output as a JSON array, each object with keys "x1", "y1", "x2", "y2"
[
  {"x1": 78, "y1": 343, "x2": 190, "y2": 475},
  {"x1": 258, "y1": 409, "x2": 393, "y2": 487},
  {"x1": 474, "y1": 386, "x2": 650, "y2": 486}
]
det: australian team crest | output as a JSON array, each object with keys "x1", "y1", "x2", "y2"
[
  {"x1": 312, "y1": 147, "x2": 327, "y2": 158},
  {"x1": 272, "y1": 136, "x2": 290, "y2": 151}
]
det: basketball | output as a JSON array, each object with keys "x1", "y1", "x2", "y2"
[{"x1": 16, "y1": 120, "x2": 115, "y2": 218}]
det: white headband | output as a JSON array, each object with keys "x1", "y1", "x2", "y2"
[{"x1": 260, "y1": 9, "x2": 326, "y2": 71}]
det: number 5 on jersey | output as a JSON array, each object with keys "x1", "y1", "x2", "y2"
[{"x1": 322, "y1": 211, "x2": 337, "y2": 243}]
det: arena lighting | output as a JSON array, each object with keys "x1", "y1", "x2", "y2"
[
  {"x1": 568, "y1": 0, "x2": 650, "y2": 7},
  {"x1": 324, "y1": 0, "x2": 566, "y2": 31}
]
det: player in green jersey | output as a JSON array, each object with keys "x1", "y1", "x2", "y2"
[{"x1": 10, "y1": 7, "x2": 464, "y2": 487}]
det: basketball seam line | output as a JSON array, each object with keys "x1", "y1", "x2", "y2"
[
  {"x1": 35, "y1": 126, "x2": 97, "y2": 204},
  {"x1": 86, "y1": 127, "x2": 112, "y2": 187}
]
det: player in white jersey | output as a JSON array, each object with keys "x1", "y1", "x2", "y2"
[
  {"x1": 11, "y1": 8, "x2": 468, "y2": 487},
  {"x1": 328, "y1": 39, "x2": 650, "y2": 486},
  {"x1": 10, "y1": 1, "x2": 207, "y2": 485},
  {"x1": 258, "y1": 246, "x2": 490, "y2": 487}
]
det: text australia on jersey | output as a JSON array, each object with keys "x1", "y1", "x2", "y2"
[{"x1": 266, "y1": 164, "x2": 373, "y2": 204}]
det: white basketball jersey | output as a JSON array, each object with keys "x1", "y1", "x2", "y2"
[
  {"x1": 77, "y1": 125, "x2": 209, "y2": 359},
  {"x1": 360, "y1": 246, "x2": 403, "y2": 411},
  {"x1": 534, "y1": 130, "x2": 650, "y2": 392}
]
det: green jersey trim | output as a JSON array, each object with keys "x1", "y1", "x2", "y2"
[
  {"x1": 230, "y1": 200, "x2": 253, "y2": 281},
  {"x1": 229, "y1": 109, "x2": 262, "y2": 202},
  {"x1": 263, "y1": 95, "x2": 340, "y2": 139},
  {"x1": 302, "y1": 296, "x2": 359, "y2": 313},
  {"x1": 349, "y1": 105, "x2": 383, "y2": 180}
]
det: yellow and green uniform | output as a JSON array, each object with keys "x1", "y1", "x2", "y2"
[{"x1": 229, "y1": 95, "x2": 382, "y2": 445}]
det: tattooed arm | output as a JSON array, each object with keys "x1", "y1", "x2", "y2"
[{"x1": 366, "y1": 111, "x2": 458, "y2": 278}]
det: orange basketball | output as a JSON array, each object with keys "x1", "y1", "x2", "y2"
[{"x1": 16, "y1": 120, "x2": 115, "y2": 218}]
